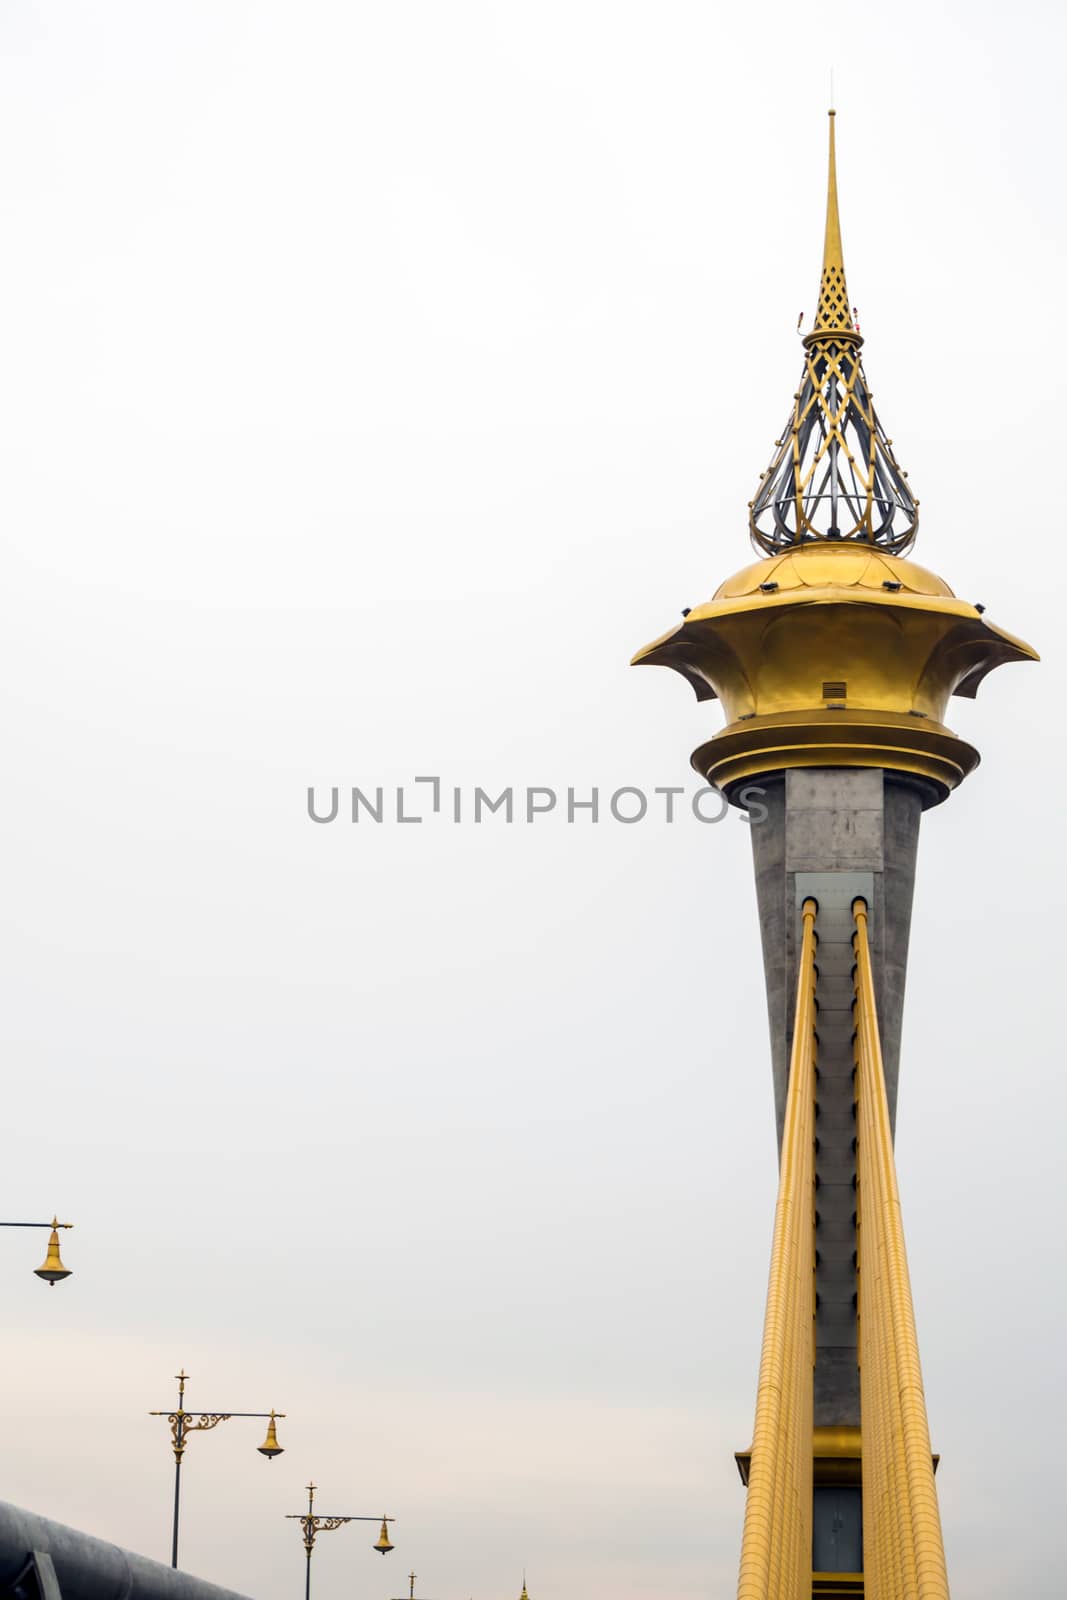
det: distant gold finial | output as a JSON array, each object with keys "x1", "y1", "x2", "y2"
[{"x1": 813, "y1": 109, "x2": 854, "y2": 336}]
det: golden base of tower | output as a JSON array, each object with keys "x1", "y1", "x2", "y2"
[{"x1": 691, "y1": 707, "x2": 976, "y2": 803}]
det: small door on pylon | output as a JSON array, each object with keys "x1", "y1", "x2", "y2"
[{"x1": 812, "y1": 1485, "x2": 862, "y2": 1574}]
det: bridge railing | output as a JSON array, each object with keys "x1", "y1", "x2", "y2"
[{"x1": 0, "y1": 1500, "x2": 252, "y2": 1600}]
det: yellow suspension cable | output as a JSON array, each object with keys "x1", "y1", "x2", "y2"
[
  {"x1": 737, "y1": 897, "x2": 818, "y2": 1600},
  {"x1": 853, "y1": 898, "x2": 950, "y2": 1600}
]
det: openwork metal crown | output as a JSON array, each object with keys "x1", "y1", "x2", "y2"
[{"x1": 749, "y1": 113, "x2": 918, "y2": 556}]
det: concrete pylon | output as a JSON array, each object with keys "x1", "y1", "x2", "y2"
[{"x1": 632, "y1": 109, "x2": 1038, "y2": 1600}]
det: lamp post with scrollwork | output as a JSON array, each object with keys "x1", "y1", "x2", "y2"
[
  {"x1": 149, "y1": 1368, "x2": 285, "y2": 1569},
  {"x1": 285, "y1": 1482, "x2": 395, "y2": 1600}
]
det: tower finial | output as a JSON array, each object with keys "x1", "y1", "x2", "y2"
[
  {"x1": 746, "y1": 110, "x2": 919, "y2": 554},
  {"x1": 814, "y1": 109, "x2": 854, "y2": 336}
]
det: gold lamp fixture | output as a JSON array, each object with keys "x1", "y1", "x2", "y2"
[
  {"x1": 0, "y1": 1216, "x2": 74, "y2": 1285},
  {"x1": 257, "y1": 1410, "x2": 284, "y2": 1459},
  {"x1": 375, "y1": 1516, "x2": 395, "y2": 1554},
  {"x1": 34, "y1": 1218, "x2": 72, "y2": 1286}
]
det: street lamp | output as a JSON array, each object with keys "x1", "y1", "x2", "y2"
[
  {"x1": 149, "y1": 1368, "x2": 285, "y2": 1569},
  {"x1": 285, "y1": 1482, "x2": 395, "y2": 1600},
  {"x1": 0, "y1": 1218, "x2": 74, "y2": 1284}
]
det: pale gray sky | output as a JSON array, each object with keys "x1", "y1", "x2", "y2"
[{"x1": 1, "y1": 3, "x2": 1064, "y2": 1597}]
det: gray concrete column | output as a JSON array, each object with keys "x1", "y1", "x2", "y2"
[{"x1": 748, "y1": 768, "x2": 923, "y2": 1427}]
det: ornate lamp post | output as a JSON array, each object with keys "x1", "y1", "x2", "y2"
[
  {"x1": 285, "y1": 1482, "x2": 394, "y2": 1600},
  {"x1": 149, "y1": 1368, "x2": 285, "y2": 1569},
  {"x1": 0, "y1": 1217, "x2": 74, "y2": 1285}
]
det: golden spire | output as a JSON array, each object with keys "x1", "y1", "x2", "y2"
[
  {"x1": 748, "y1": 111, "x2": 919, "y2": 553},
  {"x1": 813, "y1": 111, "x2": 855, "y2": 336}
]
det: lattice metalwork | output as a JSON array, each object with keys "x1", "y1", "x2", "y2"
[
  {"x1": 816, "y1": 259, "x2": 852, "y2": 334},
  {"x1": 749, "y1": 334, "x2": 917, "y2": 554}
]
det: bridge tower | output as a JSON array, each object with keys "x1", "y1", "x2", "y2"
[{"x1": 633, "y1": 113, "x2": 1037, "y2": 1598}]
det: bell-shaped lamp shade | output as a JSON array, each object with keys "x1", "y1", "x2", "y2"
[
  {"x1": 257, "y1": 1412, "x2": 284, "y2": 1459},
  {"x1": 374, "y1": 1517, "x2": 394, "y2": 1555},
  {"x1": 34, "y1": 1222, "x2": 72, "y2": 1287}
]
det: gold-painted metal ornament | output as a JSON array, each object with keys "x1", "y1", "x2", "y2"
[{"x1": 34, "y1": 1218, "x2": 72, "y2": 1286}]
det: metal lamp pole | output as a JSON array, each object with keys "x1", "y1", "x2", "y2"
[
  {"x1": 286, "y1": 1482, "x2": 395, "y2": 1600},
  {"x1": 0, "y1": 1218, "x2": 74, "y2": 1284},
  {"x1": 149, "y1": 1369, "x2": 285, "y2": 1568}
]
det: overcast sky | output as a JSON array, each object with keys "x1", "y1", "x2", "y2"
[{"x1": 1, "y1": 3, "x2": 1064, "y2": 1598}]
